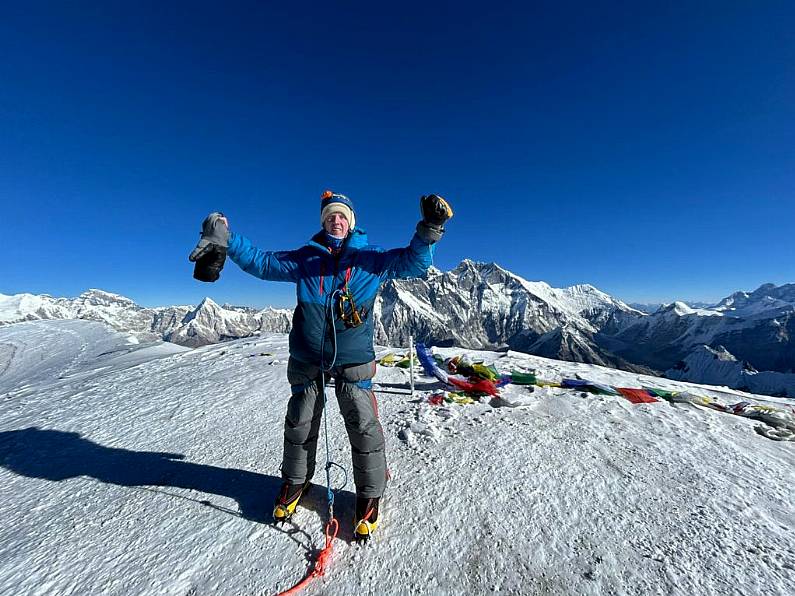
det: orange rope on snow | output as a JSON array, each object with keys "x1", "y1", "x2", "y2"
[{"x1": 276, "y1": 518, "x2": 340, "y2": 596}]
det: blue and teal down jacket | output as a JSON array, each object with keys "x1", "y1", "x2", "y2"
[{"x1": 227, "y1": 228, "x2": 434, "y2": 367}]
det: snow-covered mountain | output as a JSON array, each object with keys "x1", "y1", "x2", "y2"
[
  {"x1": 605, "y1": 283, "x2": 795, "y2": 376},
  {"x1": 374, "y1": 260, "x2": 649, "y2": 372},
  {"x1": 629, "y1": 301, "x2": 715, "y2": 314},
  {"x1": 714, "y1": 283, "x2": 795, "y2": 315},
  {"x1": 376, "y1": 267, "x2": 795, "y2": 394},
  {"x1": 163, "y1": 298, "x2": 292, "y2": 348},
  {"x1": 0, "y1": 289, "x2": 179, "y2": 334},
  {"x1": 1, "y1": 320, "x2": 792, "y2": 595},
  {"x1": 666, "y1": 345, "x2": 795, "y2": 398},
  {"x1": 0, "y1": 290, "x2": 292, "y2": 348}
]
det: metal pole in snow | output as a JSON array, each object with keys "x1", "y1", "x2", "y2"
[{"x1": 409, "y1": 335, "x2": 415, "y2": 399}]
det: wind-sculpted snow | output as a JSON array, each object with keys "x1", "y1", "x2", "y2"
[
  {"x1": 0, "y1": 321, "x2": 793, "y2": 595},
  {"x1": 0, "y1": 320, "x2": 188, "y2": 396}
]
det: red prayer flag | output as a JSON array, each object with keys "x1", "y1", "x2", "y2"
[{"x1": 617, "y1": 388, "x2": 658, "y2": 404}]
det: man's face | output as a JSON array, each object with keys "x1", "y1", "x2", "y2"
[{"x1": 323, "y1": 211, "x2": 350, "y2": 237}]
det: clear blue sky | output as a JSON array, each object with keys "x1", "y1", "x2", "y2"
[{"x1": 2, "y1": 1, "x2": 793, "y2": 308}]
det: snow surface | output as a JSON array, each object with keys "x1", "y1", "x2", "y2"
[{"x1": 0, "y1": 321, "x2": 793, "y2": 596}]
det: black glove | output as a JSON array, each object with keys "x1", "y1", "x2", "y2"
[
  {"x1": 189, "y1": 212, "x2": 229, "y2": 282},
  {"x1": 417, "y1": 194, "x2": 453, "y2": 244},
  {"x1": 421, "y1": 194, "x2": 453, "y2": 226}
]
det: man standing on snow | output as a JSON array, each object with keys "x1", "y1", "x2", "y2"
[{"x1": 189, "y1": 191, "x2": 452, "y2": 540}]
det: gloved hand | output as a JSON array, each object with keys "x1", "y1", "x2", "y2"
[
  {"x1": 416, "y1": 194, "x2": 453, "y2": 243},
  {"x1": 189, "y1": 212, "x2": 229, "y2": 282}
]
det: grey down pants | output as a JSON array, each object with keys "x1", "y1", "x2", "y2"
[{"x1": 281, "y1": 357, "x2": 386, "y2": 498}]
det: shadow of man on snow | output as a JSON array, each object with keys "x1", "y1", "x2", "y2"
[{"x1": 0, "y1": 427, "x2": 354, "y2": 531}]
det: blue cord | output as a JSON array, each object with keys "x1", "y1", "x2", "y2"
[
  {"x1": 320, "y1": 289, "x2": 341, "y2": 373},
  {"x1": 319, "y1": 289, "x2": 345, "y2": 514}
]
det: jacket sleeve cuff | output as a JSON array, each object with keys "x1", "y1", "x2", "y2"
[{"x1": 416, "y1": 221, "x2": 444, "y2": 244}]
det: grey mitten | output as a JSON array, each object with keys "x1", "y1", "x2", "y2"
[{"x1": 189, "y1": 212, "x2": 229, "y2": 282}]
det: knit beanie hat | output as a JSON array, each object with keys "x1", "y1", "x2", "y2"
[{"x1": 320, "y1": 190, "x2": 356, "y2": 231}]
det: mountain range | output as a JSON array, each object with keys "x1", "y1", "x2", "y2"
[
  {"x1": 2, "y1": 261, "x2": 793, "y2": 396},
  {"x1": 0, "y1": 289, "x2": 292, "y2": 348}
]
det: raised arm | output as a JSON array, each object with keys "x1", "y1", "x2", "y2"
[
  {"x1": 188, "y1": 212, "x2": 299, "y2": 283},
  {"x1": 226, "y1": 231, "x2": 300, "y2": 282},
  {"x1": 373, "y1": 233, "x2": 435, "y2": 280}
]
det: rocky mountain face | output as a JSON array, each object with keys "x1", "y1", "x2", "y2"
[
  {"x1": 603, "y1": 285, "x2": 795, "y2": 376},
  {"x1": 374, "y1": 261, "x2": 651, "y2": 372},
  {"x1": 2, "y1": 267, "x2": 793, "y2": 397},
  {"x1": 163, "y1": 298, "x2": 292, "y2": 348},
  {"x1": 373, "y1": 263, "x2": 794, "y2": 393},
  {"x1": 666, "y1": 345, "x2": 795, "y2": 398}
]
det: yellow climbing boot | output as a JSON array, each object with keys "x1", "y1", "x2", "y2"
[
  {"x1": 353, "y1": 496, "x2": 380, "y2": 542},
  {"x1": 272, "y1": 481, "x2": 311, "y2": 523}
]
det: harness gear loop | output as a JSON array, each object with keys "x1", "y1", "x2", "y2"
[{"x1": 336, "y1": 267, "x2": 368, "y2": 328}]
